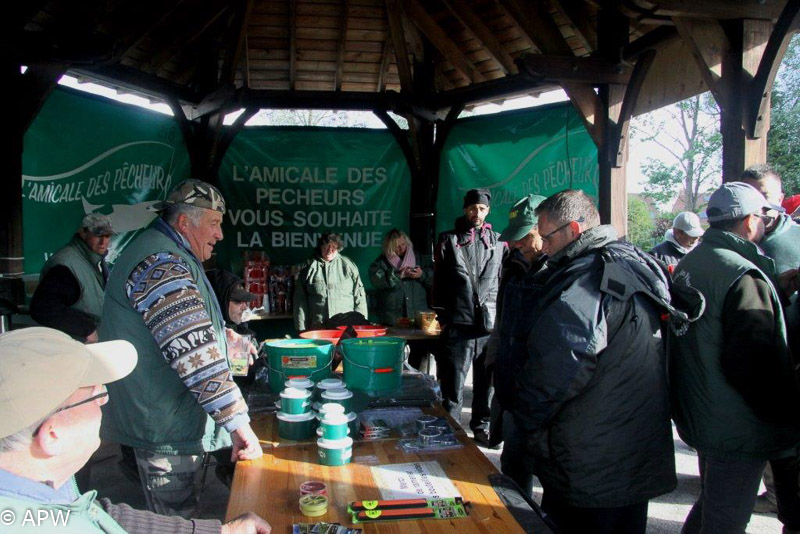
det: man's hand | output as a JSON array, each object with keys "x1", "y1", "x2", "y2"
[
  {"x1": 85, "y1": 330, "x2": 99, "y2": 344},
  {"x1": 221, "y1": 512, "x2": 271, "y2": 534},
  {"x1": 231, "y1": 423, "x2": 263, "y2": 461},
  {"x1": 778, "y1": 268, "x2": 800, "y2": 299},
  {"x1": 226, "y1": 328, "x2": 258, "y2": 366}
]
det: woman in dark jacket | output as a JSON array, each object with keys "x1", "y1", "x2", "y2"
[
  {"x1": 369, "y1": 229, "x2": 432, "y2": 326},
  {"x1": 369, "y1": 229, "x2": 434, "y2": 369}
]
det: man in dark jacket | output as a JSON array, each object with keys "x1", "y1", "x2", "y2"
[
  {"x1": 649, "y1": 211, "x2": 704, "y2": 268},
  {"x1": 207, "y1": 269, "x2": 258, "y2": 338},
  {"x1": 486, "y1": 194, "x2": 548, "y2": 495},
  {"x1": 737, "y1": 164, "x2": 800, "y2": 521},
  {"x1": 30, "y1": 213, "x2": 114, "y2": 343},
  {"x1": 433, "y1": 188, "x2": 506, "y2": 445},
  {"x1": 671, "y1": 182, "x2": 800, "y2": 533},
  {"x1": 519, "y1": 189, "x2": 685, "y2": 533}
]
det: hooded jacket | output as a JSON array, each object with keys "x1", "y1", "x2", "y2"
[
  {"x1": 514, "y1": 225, "x2": 703, "y2": 508},
  {"x1": 649, "y1": 229, "x2": 692, "y2": 266},
  {"x1": 206, "y1": 269, "x2": 256, "y2": 337}
]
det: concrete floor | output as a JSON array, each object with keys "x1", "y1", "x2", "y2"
[{"x1": 86, "y1": 368, "x2": 783, "y2": 532}]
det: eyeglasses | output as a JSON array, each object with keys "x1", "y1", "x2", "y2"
[
  {"x1": 52, "y1": 391, "x2": 108, "y2": 414},
  {"x1": 540, "y1": 222, "x2": 572, "y2": 243},
  {"x1": 755, "y1": 212, "x2": 776, "y2": 227},
  {"x1": 32, "y1": 390, "x2": 108, "y2": 437}
]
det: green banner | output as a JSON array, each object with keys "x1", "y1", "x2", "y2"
[
  {"x1": 437, "y1": 103, "x2": 598, "y2": 235},
  {"x1": 215, "y1": 127, "x2": 411, "y2": 285},
  {"x1": 22, "y1": 87, "x2": 188, "y2": 274}
]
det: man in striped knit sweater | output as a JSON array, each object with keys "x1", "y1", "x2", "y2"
[{"x1": 100, "y1": 179, "x2": 262, "y2": 518}]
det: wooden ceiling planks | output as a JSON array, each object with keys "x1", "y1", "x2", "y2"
[{"x1": 9, "y1": 0, "x2": 790, "y2": 114}]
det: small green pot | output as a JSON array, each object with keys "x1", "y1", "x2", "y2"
[
  {"x1": 320, "y1": 413, "x2": 349, "y2": 440},
  {"x1": 317, "y1": 437, "x2": 353, "y2": 466},
  {"x1": 320, "y1": 388, "x2": 353, "y2": 413},
  {"x1": 277, "y1": 411, "x2": 316, "y2": 441},
  {"x1": 280, "y1": 387, "x2": 312, "y2": 415}
]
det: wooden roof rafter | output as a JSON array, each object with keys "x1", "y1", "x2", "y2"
[
  {"x1": 385, "y1": 0, "x2": 415, "y2": 95},
  {"x1": 335, "y1": 0, "x2": 349, "y2": 91},
  {"x1": 441, "y1": 0, "x2": 518, "y2": 75}
]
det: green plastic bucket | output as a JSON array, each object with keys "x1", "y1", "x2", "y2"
[
  {"x1": 340, "y1": 337, "x2": 406, "y2": 397},
  {"x1": 264, "y1": 339, "x2": 334, "y2": 393}
]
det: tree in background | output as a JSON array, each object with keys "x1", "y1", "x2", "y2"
[
  {"x1": 249, "y1": 109, "x2": 374, "y2": 128},
  {"x1": 627, "y1": 195, "x2": 657, "y2": 250},
  {"x1": 632, "y1": 93, "x2": 722, "y2": 213},
  {"x1": 768, "y1": 34, "x2": 800, "y2": 195}
]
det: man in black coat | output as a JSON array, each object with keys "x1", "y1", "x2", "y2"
[
  {"x1": 433, "y1": 189, "x2": 506, "y2": 445},
  {"x1": 516, "y1": 189, "x2": 699, "y2": 533}
]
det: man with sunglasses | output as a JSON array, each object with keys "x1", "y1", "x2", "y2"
[
  {"x1": 512, "y1": 189, "x2": 691, "y2": 533},
  {"x1": 99, "y1": 179, "x2": 262, "y2": 519},
  {"x1": 670, "y1": 181, "x2": 800, "y2": 533},
  {"x1": 0, "y1": 327, "x2": 270, "y2": 533}
]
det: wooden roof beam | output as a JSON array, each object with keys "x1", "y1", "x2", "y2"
[
  {"x1": 220, "y1": 0, "x2": 255, "y2": 86},
  {"x1": 517, "y1": 55, "x2": 632, "y2": 84},
  {"x1": 406, "y1": 0, "x2": 485, "y2": 83},
  {"x1": 745, "y1": 0, "x2": 800, "y2": 138},
  {"x1": 105, "y1": 0, "x2": 187, "y2": 60},
  {"x1": 429, "y1": 73, "x2": 555, "y2": 109},
  {"x1": 142, "y1": 4, "x2": 230, "y2": 75},
  {"x1": 385, "y1": 0, "x2": 414, "y2": 94},
  {"x1": 552, "y1": 0, "x2": 598, "y2": 52},
  {"x1": 289, "y1": 0, "x2": 297, "y2": 91},
  {"x1": 335, "y1": 0, "x2": 349, "y2": 91},
  {"x1": 673, "y1": 17, "x2": 728, "y2": 109},
  {"x1": 441, "y1": 0, "x2": 518, "y2": 74},
  {"x1": 501, "y1": 0, "x2": 604, "y2": 146},
  {"x1": 627, "y1": 0, "x2": 785, "y2": 20},
  {"x1": 377, "y1": 40, "x2": 392, "y2": 91}
]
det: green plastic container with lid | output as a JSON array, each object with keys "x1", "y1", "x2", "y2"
[
  {"x1": 340, "y1": 337, "x2": 406, "y2": 397},
  {"x1": 264, "y1": 339, "x2": 334, "y2": 393},
  {"x1": 277, "y1": 411, "x2": 317, "y2": 441},
  {"x1": 317, "y1": 436, "x2": 353, "y2": 466}
]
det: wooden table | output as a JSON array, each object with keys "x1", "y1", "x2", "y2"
[{"x1": 226, "y1": 430, "x2": 525, "y2": 532}]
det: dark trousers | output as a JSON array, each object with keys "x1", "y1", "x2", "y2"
[
  {"x1": 772, "y1": 455, "x2": 800, "y2": 530},
  {"x1": 682, "y1": 453, "x2": 765, "y2": 534},
  {"x1": 500, "y1": 410, "x2": 535, "y2": 496},
  {"x1": 541, "y1": 489, "x2": 648, "y2": 534},
  {"x1": 437, "y1": 325, "x2": 493, "y2": 431}
]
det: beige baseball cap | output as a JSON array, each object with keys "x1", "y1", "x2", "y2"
[{"x1": 0, "y1": 327, "x2": 138, "y2": 438}]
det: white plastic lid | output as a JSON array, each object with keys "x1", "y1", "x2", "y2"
[
  {"x1": 317, "y1": 378, "x2": 344, "y2": 389},
  {"x1": 317, "y1": 436, "x2": 354, "y2": 449},
  {"x1": 281, "y1": 387, "x2": 311, "y2": 399},
  {"x1": 321, "y1": 413, "x2": 349, "y2": 425},
  {"x1": 321, "y1": 388, "x2": 353, "y2": 400},
  {"x1": 346, "y1": 412, "x2": 357, "y2": 422},
  {"x1": 286, "y1": 378, "x2": 315, "y2": 389},
  {"x1": 318, "y1": 402, "x2": 346, "y2": 415},
  {"x1": 277, "y1": 411, "x2": 316, "y2": 422}
]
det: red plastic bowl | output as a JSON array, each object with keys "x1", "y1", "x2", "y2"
[
  {"x1": 336, "y1": 325, "x2": 388, "y2": 337},
  {"x1": 299, "y1": 329, "x2": 344, "y2": 345}
]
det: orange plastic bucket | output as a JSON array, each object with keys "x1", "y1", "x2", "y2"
[
  {"x1": 300, "y1": 329, "x2": 344, "y2": 345},
  {"x1": 336, "y1": 325, "x2": 388, "y2": 338}
]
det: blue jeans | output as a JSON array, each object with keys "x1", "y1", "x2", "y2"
[
  {"x1": 682, "y1": 453, "x2": 766, "y2": 534},
  {"x1": 500, "y1": 411, "x2": 535, "y2": 496}
]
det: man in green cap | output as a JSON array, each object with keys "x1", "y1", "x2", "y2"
[
  {"x1": 100, "y1": 179, "x2": 262, "y2": 519},
  {"x1": 487, "y1": 194, "x2": 548, "y2": 494}
]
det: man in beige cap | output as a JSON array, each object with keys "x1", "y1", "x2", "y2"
[
  {"x1": 0, "y1": 327, "x2": 270, "y2": 533},
  {"x1": 649, "y1": 211, "x2": 704, "y2": 268},
  {"x1": 30, "y1": 213, "x2": 115, "y2": 343},
  {"x1": 100, "y1": 179, "x2": 262, "y2": 518}
]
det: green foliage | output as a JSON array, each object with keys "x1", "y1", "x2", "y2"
[
  {"x1": 627, "y1": 195, "x2": 656, "y2": 250},
  {"x1": 768, "y1": 34, "x2": 800, "y2": 196},
  {"x1": 632, "y1": 93, "x2": 722, "y2": 211}
]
